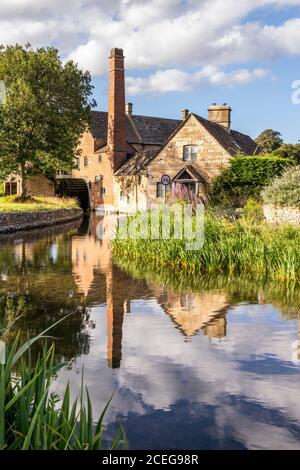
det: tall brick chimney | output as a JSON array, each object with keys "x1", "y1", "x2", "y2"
[
  {"x1": 107, "y1": 48, "x2": 127, "y2": 172},
  {"x1": 208, "y1": 104, "x2": 232, "y2": 131}
]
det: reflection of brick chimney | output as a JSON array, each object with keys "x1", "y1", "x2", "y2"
[
  {"x1": 208, "y1": 104, "x2": 231, "y2": 131},
  {"x1": 107, "y1": 48, "x2": 127, "y2": 172}
]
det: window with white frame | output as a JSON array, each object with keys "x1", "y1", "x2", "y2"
[{"x1": 183, "y1": 145, "x2": 197, "y2": 161}]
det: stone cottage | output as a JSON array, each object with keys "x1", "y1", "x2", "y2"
[
  {"x1": 4, "y1": 47, "x2": 259, "y2": 211},
  {"x1": 72, "y1": 47, "x2": 258, "y2": 211}
]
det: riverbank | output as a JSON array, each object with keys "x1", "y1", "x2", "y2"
[
  {"x1": 0, "y1": 207, "x2": 83, "y2": 234},
  {"x1": 113, "y1": 213, "x2": 300, "y2": 283},
  {"x1": 0, "y1": 195, "x2": 78, "y2": 212}
]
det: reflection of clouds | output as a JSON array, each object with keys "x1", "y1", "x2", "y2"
[{"x1": 54, "y1": 298, "x2": 300, "y2": 449}]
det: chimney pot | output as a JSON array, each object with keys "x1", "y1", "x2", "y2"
[
  {"x1": 126, "y1": 102, "x2": 133, "y2": 116},
  {"x1": 181, "y1": 109, "x2": 189, "y2": 120}
]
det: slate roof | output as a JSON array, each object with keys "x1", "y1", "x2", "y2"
[
  {"x1": 194, "y1": 114, "x2": 258, "y2": 155},
  {"x1": 91, "y1": 110, "x2": 259, "y2": 176},
  {"x1": 193, "y1": 114, "x2": 259, "y2": 156},
  {"x1": 90, "y1": 111, "x2": 138, "y2": 143},
  {"x1": 115, "y1": 149, "x2": 157, "y2": 176},
  {"x1": 130, "y1": 115, "x2": 180, "y2": 145},
  {"x1": 90, "y1": 111, "x2": 180, "y2": 145},
  {"x1": 230, "y1": 129, "x2": 260, "y2": 155}
]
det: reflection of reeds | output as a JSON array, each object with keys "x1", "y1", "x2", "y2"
[
  {"x1": 0, "y1": 314, "x2": 126, "y2": 450},
  {"x1": 114, "y1": 256, "x2": 300, "y2": 319},
  {"x1": 113, "y1": 213, "x2": 300, "y2": 284}
]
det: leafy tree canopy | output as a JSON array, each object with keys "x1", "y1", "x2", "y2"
[
  {"x1": 0, "y1": 44, "x2": 96, "y2": 196},
  {"x1": 255, "y1": 129, "x2": 283, "y2": 154},
  {"x1": 270, "y1": 143, "x2": 300, "y2": 164}
]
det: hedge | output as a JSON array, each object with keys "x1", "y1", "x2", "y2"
[{"x1": 211, "y1": 156, "x2": 294, "y2": 206}]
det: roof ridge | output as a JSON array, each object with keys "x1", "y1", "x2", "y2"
[
  {"x1": 91, "y1": 109, "x2": 180, "y2": 122},
  {"x1": 193, "y1": 112, "x2": 253, "y2": 139}
]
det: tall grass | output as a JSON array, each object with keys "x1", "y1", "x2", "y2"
[
  {"x1": 113, "y1": 211, "x2": 300, "y2": 283},
  {"x1": 0, "y1": 310, "x2": 126, "y2": 450}
]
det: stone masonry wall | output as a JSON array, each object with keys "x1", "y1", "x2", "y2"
[
  {"x1": 73, "y1": 131, "x2": 115, "y2": 208},
  {"x1": 147, "y1": 114, "x2": 232, "y2": 207},
  {"x1": 0, "y1": 208, "x2": 83, "y2": 234},
  {"x1": 263, "y1": 204, "x2": 300, "y2": 224}
]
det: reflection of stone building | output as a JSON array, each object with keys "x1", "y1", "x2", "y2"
[
  {"x1": 70, "y1": 216, "x2": 229, "y2": 370},
  {"x1": 151, "y1": 287, "x2": 228, "y2": 339},
  {"x1": 71, "y1": 215, "x2": 151, "y2": 368}
]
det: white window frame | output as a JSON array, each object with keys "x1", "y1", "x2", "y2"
[{"x1": 183, "y1": 145, "x2": 197, "y2": 161}]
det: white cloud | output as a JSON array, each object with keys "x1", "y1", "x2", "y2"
[
  {"x1": 0, "y1": 0, "x2": 299, "y2": 94},
  {"x1": 127, "y1": 66, "x2": 270, "y2": 95}
]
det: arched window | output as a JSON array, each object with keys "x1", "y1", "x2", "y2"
[{"x1": 183, "y1": 145, "x2": 197, "y2": 161}]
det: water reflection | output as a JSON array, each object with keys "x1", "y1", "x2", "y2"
[{"x1": 0, "y1": 214, "x2": 300, "y2": 449}]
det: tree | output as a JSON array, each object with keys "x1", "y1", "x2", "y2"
[
  {"x1": 271, "y1": 143, "x2": 300, "y2": 164},
  {"x1": 255, "y1": 129, "x2": 283, "y2": 154},
  {"x1": 0, "y1": 44, "x2": 95, "y2": 198}
]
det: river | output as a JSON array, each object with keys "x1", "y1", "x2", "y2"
[{"x1": 0, "y1": 214, "x2": 300, "y2": 450}]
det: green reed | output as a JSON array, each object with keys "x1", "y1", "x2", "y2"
[
  {"x1": 0, "y1": 311, "x2": 126, "y2": 450},
  {"x1": 113, "y1": 212, "x2": 300, "y2": 283}
]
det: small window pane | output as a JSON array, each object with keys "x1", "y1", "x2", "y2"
[
  {"x1": 156, "y1": 182, "x2": 164, "y2": 198},
  {"x1": 183, "y1": 145, "x2": 197, "y2": 161},
  {"x1": 84, "y1": 156, "x2": 88, "y2": 167}
]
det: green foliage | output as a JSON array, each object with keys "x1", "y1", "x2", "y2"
[
  {"x1": 255, "y1": 129, "x2": 283, "y2": 153},
  {"x1": 211, "y1": 156, "x2": 294, "y2": 206},
  {"x1": 271, "y1": 143, "x2": 300, "y2": 164},
  {"x1": 242, "y1": 198, "x2": 264, "y2": 222},
  {"x1": 262, "y1": 166, "x2": 300, "y2": 208},
  {"x1": 0, "y1": 312, "x2": 126, "y2": 450},
  {"x1": 113, "y1": 212, "x2": 300, "y2": 283},
  {"x1": 0, "y1": 44, "x2": 95, "y2": 196}
]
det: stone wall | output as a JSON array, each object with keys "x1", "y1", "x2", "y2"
[
  {"x1": 146, "y1": 114, "x2": 232, "y2": 207},
  {"x1": 263, "y1": 204, "x2": 300, "y2": 224},
  {"x1": 0, "y1": 208, "x2": 83, "y2": 234},
  {"x1": 5, "y1": 175, "x2": 55, "y2": 197}
]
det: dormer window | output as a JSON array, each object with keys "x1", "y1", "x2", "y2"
[{"x1": 183, "y1": 145, "x2": 197, "y2": 161}]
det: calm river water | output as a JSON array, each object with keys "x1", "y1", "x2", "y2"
[{"x1": 0, "y1": 214, "x2": 300, "y2": 450}]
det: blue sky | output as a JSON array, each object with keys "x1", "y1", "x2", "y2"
[
  {"x1": 94, "y1": 56, "x2": 299, "y2": 142},
  {"x1": 1, "y1": 0, "x2": 300, "y2": 142}
]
